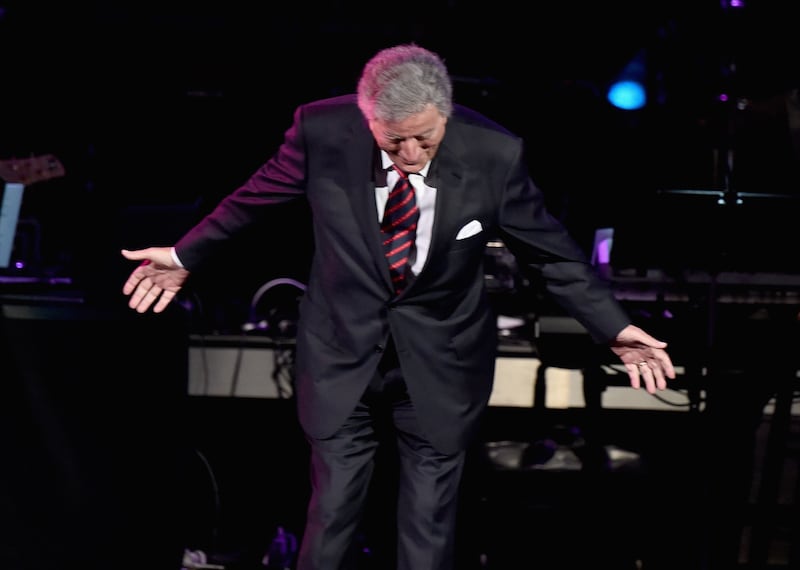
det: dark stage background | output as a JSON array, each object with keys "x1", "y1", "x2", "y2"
[
  {"x1": 2, "y1": 0, "x2": 798, "y2": 313},
  {"x1": 2, "y1": 2, "x2": 800, "y2": 569}
]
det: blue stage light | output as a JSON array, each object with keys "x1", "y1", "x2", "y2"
[
  {"x1": 607, "y1": 50, "x2": 647, "y2": 111},
  {"x1": 607, "y1": 80, "x2": 647, "y2": 110}
]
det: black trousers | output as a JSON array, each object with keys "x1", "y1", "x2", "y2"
[{"x1": 296, "y1": 339, "x2": 467, "y2": 570}]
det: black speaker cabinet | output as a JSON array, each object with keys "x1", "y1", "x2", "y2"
[{"x1": 0, "y1": 299, "x2": 191, "y2": 570}]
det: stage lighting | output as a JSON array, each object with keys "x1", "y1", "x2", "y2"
[{"x1": 607, "y1": 50, "x2": 647, "y2": 111}]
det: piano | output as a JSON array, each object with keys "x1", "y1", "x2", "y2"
[{"x1": 611, "y1": 267, "x2": 800, "y2": 306}]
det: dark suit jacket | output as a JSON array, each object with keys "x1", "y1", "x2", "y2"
[{"x1": 175, "y1": 94, "x2": 631, "y2": 454}]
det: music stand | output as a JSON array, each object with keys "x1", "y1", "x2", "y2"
[
  {"x1": 0, "y1": 154, "x2": 66, "y2": 275},
  {"x1": 0, "y1": 181, "x2": 25, "y2": 270}
]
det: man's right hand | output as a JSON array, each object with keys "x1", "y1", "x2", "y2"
[{"x1": 121, "y1": 247, "x2": 190, "y2": 313}]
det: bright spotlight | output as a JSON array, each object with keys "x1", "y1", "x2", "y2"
[
  {"x1": 607, "y1": 80, "x2": 647, "y2": 110},
  {"x1": 607, "y1": 50, "x2": 647, "y2": 111}
]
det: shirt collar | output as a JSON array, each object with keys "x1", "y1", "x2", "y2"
[{"x1": 379, "y1": 150, "x2": 431, "y2": 178}]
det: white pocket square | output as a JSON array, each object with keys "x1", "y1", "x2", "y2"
[{"x1": 455, "y1": 219, "x2": 483, "y2": 240}]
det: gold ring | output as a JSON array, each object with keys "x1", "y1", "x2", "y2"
[{"x1": 637, "y1": 361, "x2": 647, "y2": 367}]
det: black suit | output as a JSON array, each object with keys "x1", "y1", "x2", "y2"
[{"x1": 175, "y1": 94, "x2": 631, "y2": 568}]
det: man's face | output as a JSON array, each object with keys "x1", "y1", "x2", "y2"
[{"x1": 368, "y1": 104, "x2": 447, "y2": 174}]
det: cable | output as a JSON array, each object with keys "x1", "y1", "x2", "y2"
[
  {"x1": 192, "y1": 448, "x2": 221, "y2": 556},
  {"x1": 240, "y1": 278, "x2": 306, "y2": 397},
  {"x1": 242, "y1": 277, "x2": 306, "y2": 334}
]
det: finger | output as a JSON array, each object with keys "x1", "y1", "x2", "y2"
[
  {"x1": 133, "y1": 286, "x2": 163, "y2": 313},
  {"x1": 128, "y1": 277, "x2": 156, "y2": 312},
  {"x1": 637, "y1": 362, "x2": 657, "y2": 394},
  {"x1": 153, "y1": 289, "x2": 176, "y2": 313},
  {"x1": 635, "y1": 359, "x2": 660, "y2": 392},
  {"x1": 129, "y1": 288, "x2": 152, "y2": 313},
  {"x1": 645, "y1": 353, "x2": 666, "y2": 388},
  {"x1": 626, "y1": 363, "x2": 642, "y2": 390},
  {"x1": 122, "y1": 271, "x2": 143, "y2": 295},
  {"x1": 645, "y1": 359, "x2": 670, "y2": 393},
  {"x1": 644, "y1": 350, "x2": 675, "y2": 386},
  {"x1": 122, "y1": 262, "x2": 153, "y2": 294},
  {"x1": 655, "y1": 354, "x2": 677, "y2": 380},
  {"x1": 641, "y1": 368, "x2": 657, "y2": 394},
  {"x1": 121, "y1": 248, "x2": 149, "y2": 261},
  {"x1": 638, "y1": 361, "x2": 656, "y2": 393}
]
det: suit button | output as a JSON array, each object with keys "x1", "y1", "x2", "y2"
[{"x1": 374, "y1": 344, "x2": 384, "y2": 353}]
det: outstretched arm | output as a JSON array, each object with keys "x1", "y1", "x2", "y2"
[
  {"x1": 609, "y1": 324, "x2": 676, "y2": 393},
  {"x1": 121, "y1": 247, "x2": 190, "y2": 313}
]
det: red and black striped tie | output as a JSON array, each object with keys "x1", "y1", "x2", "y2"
[{"x1": 381, "y1": 166, "x2": 419, "y2": 295}]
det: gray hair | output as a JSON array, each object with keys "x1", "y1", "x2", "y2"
[{"x1": 357, "y1": 44, "x2": 453, "y2": 123}]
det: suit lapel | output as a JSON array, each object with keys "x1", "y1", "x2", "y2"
[
  {"x1": 339, "y1": 123, "x2": 395, "y2": 291},
  {"x1": 411, "y1": 133, "x2": 468, "y2": 285}
]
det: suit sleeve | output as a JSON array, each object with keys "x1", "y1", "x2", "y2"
[
  {"x1": 497, "y1": 140, "x2": 630, "y2": 344},
  {"x1": 173, "y1": 105, "x2": 309, "y2": 270}
]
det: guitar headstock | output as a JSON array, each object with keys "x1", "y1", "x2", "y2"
[{"x1": 0, "y1": 154, "x2": 66, "y2": 186}]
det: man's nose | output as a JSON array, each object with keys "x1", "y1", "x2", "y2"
[{"x1": 398, "y1": 139, "x2": 423, "y2": 161}]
